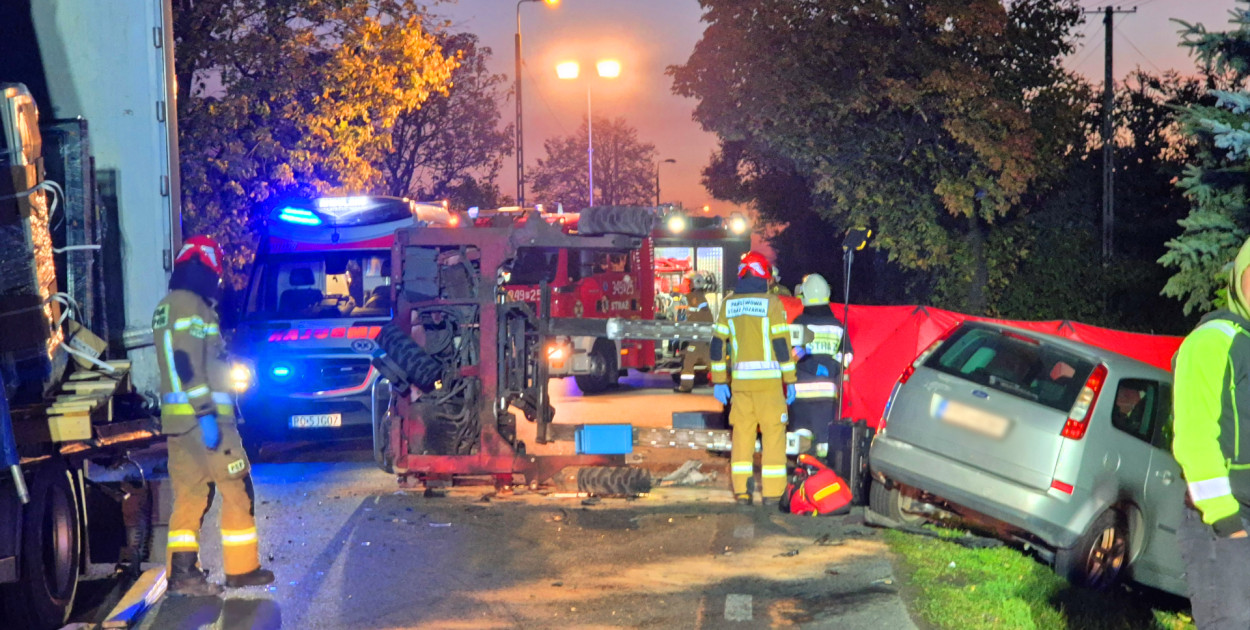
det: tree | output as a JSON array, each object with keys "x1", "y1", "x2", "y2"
[
  {"x1": 173, "y1": 0, "x2": 459, "y2": 283},
  {"x1": 671, "y1": 0, "x2": 1085, "y2": 314},
  {"x1": 529, "y1": 116, "x2": 657, "y2": 211},
  {"x1": 1160, "y1": 5, "x2": 1250, "y2": 315},
  {"x1": 381, "y1": 32, "x2": 514, "y2": 208}
]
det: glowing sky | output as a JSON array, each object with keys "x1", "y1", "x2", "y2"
[{"x1": 436, "y1": 1, "x2": 1240, "y2": 215}]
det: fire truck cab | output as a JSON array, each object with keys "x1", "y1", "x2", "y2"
[
  {"x1": 495, "y1": 207, "x2": 750, "y2": 393},
  {"x1": 230, "y1": 196, "x2": 452, "y2": 446}
]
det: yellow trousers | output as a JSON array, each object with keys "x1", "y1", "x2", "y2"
[
  {"x1": 165, "y1": 421, "x2": 260, "y2": 577},
  {"x1": 729, "y1": 386, "x2": 789, "y2": 498}
]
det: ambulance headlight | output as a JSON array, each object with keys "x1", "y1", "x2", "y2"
[{"x1": 230, "y1": 362, "x2": 255, "y2": 393}]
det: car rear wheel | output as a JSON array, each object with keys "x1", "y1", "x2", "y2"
[
  {"x1": 1054, "y1": 510, "x2": 1128, "y2": 591},
  {"x1": 868, "y1": 479, "x2": 928, "y2": 526}
]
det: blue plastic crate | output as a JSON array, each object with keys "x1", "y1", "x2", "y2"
[{"x1": 574, "y1": 424, "x2": 634, "y2": 455}]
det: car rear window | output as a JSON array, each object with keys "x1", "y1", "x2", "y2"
[{"x1": 923, "y1": 325, "x2": 1096, "y2": 412}]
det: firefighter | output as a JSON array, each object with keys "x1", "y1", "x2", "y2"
[
  {"x1": 711, "y1": 252, "x2": 797, "y2": 506},
  {"x1": 675, "y1": 272, "x2": 716, "y2": 393},
  {"x1": 155, "y1": 235, "x2": 273, "y2": 596},
  {"x1": 790, "y1": 273, "x2": 852, "y2": 457},
  {"x1": 769, "y1": 266, "x2": 793, "y2": 296}
]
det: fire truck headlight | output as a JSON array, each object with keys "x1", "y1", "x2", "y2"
[
  {"x1": 230, "y1": 362, "x2": 255, "y2": 393},
  {"x1": 728, "y1": 213, "x2": 749, "y2": 235},
  {"x1": 666, "y1": 214, "x2": 687, "y2": 234}
]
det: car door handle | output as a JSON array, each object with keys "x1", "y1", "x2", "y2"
[{"x1": 1157, "y1": 470, "x2": 1174, "y2": 485}]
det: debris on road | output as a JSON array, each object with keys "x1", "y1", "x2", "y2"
[{"x1": 657, "y1": 460, "x2": 717, "y2": 486}]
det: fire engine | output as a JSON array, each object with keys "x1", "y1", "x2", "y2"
[
  {"x1": 485, "y1": 206, "x2": 751, "y2": 393},
  {"x1": 229, "y1": 196, "x2": 453, "y2": 447}
]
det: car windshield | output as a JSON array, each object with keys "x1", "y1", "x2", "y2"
[
  {"x1": 924, "y1": 325, "x2": 1095, "y2": 412},
  {"x1": 246, "y1": 251, "x2": 391, "y2": 319}
]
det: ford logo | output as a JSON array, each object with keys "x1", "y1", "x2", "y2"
[{"x1": 972, "y1": 390, "x2": 989, "y2": 399}]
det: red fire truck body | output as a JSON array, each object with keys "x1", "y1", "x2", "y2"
[{"x1": 487, "y1": 209, "x2": 750, "y2": 393}]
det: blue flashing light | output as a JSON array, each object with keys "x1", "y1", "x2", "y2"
[
  {"x1": 277, "y1": 207, "x2": 322, "y2": 226},
  {"x1": 271, "y1": 363, "x2": 293, "y2": 379}
]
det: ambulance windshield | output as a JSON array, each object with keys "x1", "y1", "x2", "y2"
[{"x1": 245, "y1": 250, "x2": 392, "y2": 319}]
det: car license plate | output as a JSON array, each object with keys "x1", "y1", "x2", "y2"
[
  {"x1": 290, "y1": 413, "x2": 342, "y2": 429},
  {"x1": 938, "y1": 399, "x2": 1009, "y2": 439}
]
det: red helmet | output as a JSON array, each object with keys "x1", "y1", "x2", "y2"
[
  {"x1": 738, "y1": 251, "x2": 772, "y2": 280},
  {"x1": 175, "y1": 235, "x2": 224, "y2": 276}
]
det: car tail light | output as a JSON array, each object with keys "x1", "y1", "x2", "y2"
[
  {"x1": 1050, "y1": 480, "x2": 1074, "y2": 494},
  {"x1": 1061, "y1": 364, "x2": 1108, "y2": 440}
]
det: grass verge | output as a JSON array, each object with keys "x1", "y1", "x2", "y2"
[{"x1": 883, "y1": 528, "x2": 1194, "y2": 630}]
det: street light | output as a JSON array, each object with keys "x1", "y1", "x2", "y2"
[
  {"x1": 655, "y1": 158, "x2": 676, "y2": 206},
  {"x1": 515, "y1": 0, "x2": 559, "y2": 209},
  {"x1": 556, "y1": 59, "x2": 620, "y2": 207}
]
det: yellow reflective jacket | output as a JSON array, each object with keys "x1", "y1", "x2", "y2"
[
  {"x1": 152, "y1": 290, "x2": 235, "y2": 435},
  {"x1": 710, "y1": 292, "x2": 796, "y2": 391}
]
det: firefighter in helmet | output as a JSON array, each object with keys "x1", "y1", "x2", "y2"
[
  {"x1": 769, "y1": 265, "x2": 793, "y2": 296},
  {"x1": 675, "y1": 271, "x2": 716, "y2": 393},
  {"x1": 154, "y1": 236, "x2": 273, "y2": 596},
  {"x1": 711, "y1": 252, "x2": 797, "y2": 506},
  {"x1": 790, "y1": 273, "x2": 852, "y2": 457}
]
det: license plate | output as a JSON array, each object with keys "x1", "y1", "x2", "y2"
[
  {"x1": 290, "y1": 413, "x2": 342, "y2": 429},
  {"x1": 937, "y1": 399, "x2": 1009, "y2": 439}
]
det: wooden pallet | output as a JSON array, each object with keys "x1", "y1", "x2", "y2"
[{"x1": 14, "y1": 361, "x2": 134, "y2": 444}]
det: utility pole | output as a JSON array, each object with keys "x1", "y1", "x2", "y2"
[{"x1": 1088, "y1": 5, "x2": 1136, "y2": 263}]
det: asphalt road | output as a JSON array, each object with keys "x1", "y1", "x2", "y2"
[{"x1": 119, "y1": 374, "x2": 917, "y2": 629}]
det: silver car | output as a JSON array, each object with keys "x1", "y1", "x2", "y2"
[{"x1": 869, "y1": 321, "x2": 1186, "y2": 595}]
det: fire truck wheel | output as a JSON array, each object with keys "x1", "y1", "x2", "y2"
[
  {"x1": 577, "y1": 466, "x2": 652, "y2": 497},
  {"x1": 0, "y1": 459, "x2": 81, "y2": 629},
  {"x1": 575, "y1": 339, "x2": 618, "y2": 394}
]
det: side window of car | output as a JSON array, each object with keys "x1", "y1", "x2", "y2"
[
  {"x1": 1151, "y1": 383, "x2": 1174, "y2": 450},
  {"x1": 1110, "y1": 378, "x2": 1158, "y2": 443}
]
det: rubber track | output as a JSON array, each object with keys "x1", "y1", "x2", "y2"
[{"x1": 577, "y1": 466, "x2": 653, "y2": 497}]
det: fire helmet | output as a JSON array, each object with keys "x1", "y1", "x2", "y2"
[
  {"x1": 738, "y1": 251, "x2": 772, "y2": 280},
  {"x1": 175, "y1": 235, "x2": 224, "y2": 277},
  {"x1": 798, "y1": 273, "x2": 831, "y2": 307}
]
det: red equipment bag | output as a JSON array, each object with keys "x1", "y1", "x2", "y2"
[{"x1": 783, "y1": 454, "x2": 853, "y2": 516}]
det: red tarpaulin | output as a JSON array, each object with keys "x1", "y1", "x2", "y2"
[{"x1": 792, "y1": 305, "x2": 1184, "y2": 429}]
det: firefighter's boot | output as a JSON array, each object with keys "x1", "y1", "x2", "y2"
[
  {"x1": 168, "y1": 551, "x2": 223, "y2": 597},
  {"x1": 226, "y1": 567, "x2": 275, "y2": 588}
]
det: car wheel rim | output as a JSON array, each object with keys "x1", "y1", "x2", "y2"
[{"x1": 1084, "y1": 524, "x2": 1125, "y2": 588}]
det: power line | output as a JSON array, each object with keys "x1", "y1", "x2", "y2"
[{"x1": 1119, "y1": 29, "x2": 1166, "y2": 74}]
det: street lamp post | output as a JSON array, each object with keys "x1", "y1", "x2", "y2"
[
  {"x1": 515, "y1": 0, "x2": 558, "y2": 209},
  {"x1": 655, "y1": 158, "x2": 676, "y2": 206},
  {"x1": 557, "y1": 59, "x2": 620, "y2": 207}
]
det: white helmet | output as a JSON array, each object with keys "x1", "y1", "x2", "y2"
[{"x1": 798, "y1": 273, "x2": 831, "y2": 306}]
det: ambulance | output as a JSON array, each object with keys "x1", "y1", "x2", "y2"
[{"x1": 229, "y1": 196, "x2": 452, "y2": 445}]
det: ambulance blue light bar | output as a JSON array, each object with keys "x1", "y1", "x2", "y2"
[{"x1": 277, "y1": 207, "x2": 323, "y2": 226}]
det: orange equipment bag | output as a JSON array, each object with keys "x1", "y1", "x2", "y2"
[{"x1": 783, "y1": 454, "x2": 853, "y2": 516}]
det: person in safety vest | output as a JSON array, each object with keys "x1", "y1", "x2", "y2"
[
  {"x1": 676, "y1": 272, "x2": 716, "y2": 393},
  {"x1": 790, "y1": 274, "x2": 852, "y2": 457},
  {"x1": 1173, "y1": 235, "x2": 1250, "y2": 628},
  {"x1": 154, "y1": 235, "x2": 273, "y2": 596},
  {"x1": 712, "y1": 252, "x2": 797, "y2": 506}
]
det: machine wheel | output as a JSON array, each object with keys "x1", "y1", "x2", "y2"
[
  {"x1": 1054, "y1": 510, "x2": 1128, "y2": 591},
  {"x1": 0, "y1": 459, "x2": 81, "y2": 630},
  {"x1": 575, "y1": 339, "x2": 618, "y2": 394},
  {"x1": 577, "y1": 467, "x2": 652, "y2": 497},
  {"x1": 577, "y1": 206, "x2": 656, "y2": 237},
  {"x1": 868, "y1": 479, "x2": 928, "y2": 527}
]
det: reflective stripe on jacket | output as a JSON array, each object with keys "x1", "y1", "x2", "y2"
[
  {"x1": 710, "y1": 292, "x2": 795, "y2": 390},
  {"x1": 153, "y1": 290, "x2": 234, "y2": 434}
]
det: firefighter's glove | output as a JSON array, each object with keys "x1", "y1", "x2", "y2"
[
  {"x1": 198, "y1": 415, "x2": 221, "y2": 450},
  {"x1": 713, "y1": 384, "x2": 732, "y2": 405},
  {"x1": 815, "y1": 364, "x2": 829, "y2": 378},
  {"x1": 785, "y1": 384, "x2": 797, "y2": 406}
]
